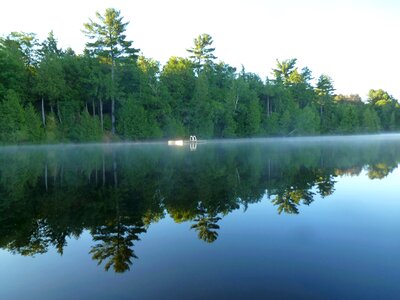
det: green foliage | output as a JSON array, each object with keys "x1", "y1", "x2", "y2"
[
  {"x1": 363, "y1": 107, "x2": 381, "y2": 132},
  {"x1": 117, "y1": 98, "x2": 150, "y2": 140},
  {"x1": 0, "y1": 38, "x2": 27, "y2": 99},
  {"x1": 264, "y1": 113, "x2": 280, "y2": 135},
  {"x1": 316, "y1": 74, "x2": 335, "y2": 96},
  {"x1": 0, "y1": 90, "x2": 27, "y2": 143},
  {"x1": 160, "y1": 57, "x2": 195, "y2": 132},
  {"x1": 0, "y1": 11, "x2": 399, "y2": 145},
  {"x1": 103, "y1": 115, "x2": 112, "y2": 132},
  {"x1": 235, "y1": 74, "x2": 262, "y2": 136},
  {"x1": 295, "y1": 106, "x2": 320, "y2": 135},
  {"x1": 279, "y1": 110, "x2": 292, "y2": 134},
  {"x1": 187, "y1": 33, "x2": 217, "y2": 72},
  {"x1": 189, "y1": 73, "x2": 214, "y2": 138},
  {"x1": 83, "y1": 8, "x2": 139, "y2": 61},
  {"x1": 83, "y1": 8, "x2": 140, "y2": 135},
  {"x1": 24, "y1": 103, "x2": 44, "y2": 142},
  {"x1": 40, "y1": 31, "x2": 61, "y2": 57},
  {"x1": 272, "y1": 58, "x2": 297, "y2": 84},
  {"x1": 368, "y1": 89, "x2": 394, "y2": 106},
  {"x1": 45, "y1": 113, "x2": 59, "y2": 143},
  {"x1": 163, "y1": 117, "x2": 186, "y2": 138},
  {"x1": 35, "y1": 53, "x2": 65, "y2": 106},
  {"x1": 338, "y1": 105, "x2": 361, "y2": 133},
  {"x1": 136, "y1": 56, "x2": 168, "y2": 138},
  {"x1": 74, "y1": 110, "x2": 102, "y2": 142},
  {"x1": 237, "y1": 95, "x2": 261, "y2": 136},
  {"x1": 367, "y1": 89, "x2": 398, "y2": 130}
]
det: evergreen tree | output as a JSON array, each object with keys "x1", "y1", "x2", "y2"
[
  {"x1": 316, "y1": 74, "x2": 335, "y2": 131},
  {"x1": 35, "y1": 36, "x2": 65, "y2": 127},
  {"x1": 272, "y1": 58, "x2": 297, "y2": 85},
  {"x1": 187, "y1": 33, "x2": 217, "y2": 74},
  {"x1": 83, "y1": 8, "x2": 139, "y2": 135}
]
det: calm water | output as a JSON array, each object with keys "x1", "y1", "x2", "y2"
[{"x1": 1, "y1": 135, "x2": 400, "y2": 299}]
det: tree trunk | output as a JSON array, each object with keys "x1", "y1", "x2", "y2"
[
  {"x1": 268, "y1": 159, "x2": 271, "y2": 181},
  {"x1": 102, "y1": 153, "x2": 105, "y2": 186},
  {"x1": 113, "y1": 156, "x2": 118, "y2": 187},
  {"x1": 111, "y1": 98, "x2": 115, "y2": 134},
  {"x1": 45, "y1": 163, "x2": 48, "y2": 192},
  {"x1": 100, "y1": 98, "x2": 104, "y2": 132},
  {"x1": 41, "y1": 96, "x2": 46, "y2": 126},
  {"x1": 95, "y1": 165, "x2": 98, "y2": 186},
  {"x1": 234, "y1": 94, "x2": 239, "y2": 111},
  {"x1": 53, "y1": 165, "x2": 57, "y2": 185},
  {"x1": 92, "y1": 99, "x2": 96, "y2": 117},
  {"x1": 57, "y1": 101, "x2": 62, "y2": 124},
  {"x1": 320, "y1": 105, "x2": 323, "y2": 119},
  {"x1": 111, "y1": 57, "x2": 116, "y2": 135},
  {"x1": 60, "y1": 164, "x2": 64, "y2": 187}
]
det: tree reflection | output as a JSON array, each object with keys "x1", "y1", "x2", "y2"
[
  {"x1": 271, "y1": 188, "x2": 314, "y2": 214},
  {"x1": 0, "y1": 139, "x2": 398, "y2": 272},
  {"x1": 367, "y1": 163, "x2": 396, "y2": 179},
  {"x1": 191, "y1": 205, "x2": 221, "y2": 243},
  {"x1": 90, "y1": 222, "x2": 146, "y2": 273},
  {"x1": 316, "y1": 173, "x2": 336, "y2": 197}
]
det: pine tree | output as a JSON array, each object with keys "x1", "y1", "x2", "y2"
[{"x1": 83, "y1": 8, "x2": 139, "y2": 135}]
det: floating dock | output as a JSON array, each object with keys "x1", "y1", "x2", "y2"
[
  {"x1": 168, "y1": 140, "x2": 184, "y2": 146},
  {"x1": 168, "y1": 135, "x2": 202, "y2": 147}
]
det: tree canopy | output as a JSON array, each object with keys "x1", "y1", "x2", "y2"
[{"x1": 0, "y1": 8, "x2": 399, "y2": 145}]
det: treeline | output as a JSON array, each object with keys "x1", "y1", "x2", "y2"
[
  {"x1": 0, "y1": 8, "x2": 399, "y2": 144},
  {"x1": 0, "y1": 139, "x2": 399, "y2": 271}
]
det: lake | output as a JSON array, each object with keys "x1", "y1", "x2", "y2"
[{"x1": 1, "y1": 135, "x2": 400, "y2": 299}]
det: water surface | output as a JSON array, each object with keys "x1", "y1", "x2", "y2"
[{"x1": 1, "y1": 135, "x2": 400, "y2": 299}]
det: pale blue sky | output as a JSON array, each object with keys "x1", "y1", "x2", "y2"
[{"x1": 1, "y1": 0, "x2": 399, "y2": 99}]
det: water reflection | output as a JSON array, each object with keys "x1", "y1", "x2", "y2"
[
  {"x1": 191, "y1": 204, "x2": 221, "y2": 243},
  {"x1": 0, "y1": 137, "x2": 399, "y2": 273}
]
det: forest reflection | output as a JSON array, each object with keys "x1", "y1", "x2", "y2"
[{"x1": 0, "y1": 138, "x2": 399, "y2": 273}]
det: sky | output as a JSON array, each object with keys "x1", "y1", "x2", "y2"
[{"x1": 1, "y1": 0, "x2": 399, "y2": 100}]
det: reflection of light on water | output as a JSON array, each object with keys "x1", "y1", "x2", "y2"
[
  {"x1": 167, "y1": 140, "x2": 184, "y2": 146},
  {"x1": 168, "y1": 135, "x2": 197, "y2": 151},
  {"x1": 168, "y1": 139, "x2": 198, "y2": 151}
]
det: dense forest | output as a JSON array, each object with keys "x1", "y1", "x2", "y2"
[
  {"x1": 0, "y1": 8, "x2": 399, "y2": 144},
  {"x1": 0, "y1": 138, "x2": 399, "y2": 272}
]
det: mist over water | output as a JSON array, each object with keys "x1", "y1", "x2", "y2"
[{"x1": 0, "y1": 135, "x2": 400, "y2": 299}]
